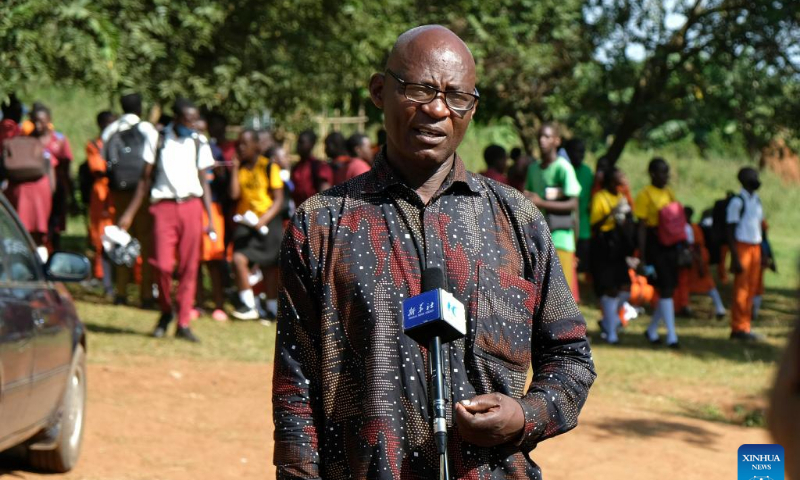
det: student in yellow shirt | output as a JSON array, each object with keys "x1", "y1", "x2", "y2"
[
  {"x1": 229, "y1": 130, "x2": 285, "y2": 321},
  {"x1": 633, "y1": 158, "x2": 681, "y2": 348},
  {"x1": 590, "y1": 165, "x2": 634, "y2": 344}
]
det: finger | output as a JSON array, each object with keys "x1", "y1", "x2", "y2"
[
  {"x1": 454, "y1": 402, "x2": 474, "y2": 427},
  {"x1": 459, "y1": 394, "x2": 502, "y2": 414}
]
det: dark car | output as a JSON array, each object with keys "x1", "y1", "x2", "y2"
[{"x1": 0, "y1": 193, "x2": 89, "y2": 472}]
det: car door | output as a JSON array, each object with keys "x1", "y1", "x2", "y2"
[
  {"x1": 27, "y1": 275, "x2": 72, "y2": 424},
  {"x1": 0, "y1": 205, "x2": 37, "y2": 439}
]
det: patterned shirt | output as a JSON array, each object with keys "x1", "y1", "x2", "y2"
[{"x1": 273, "y1": 150, "x2": 596, "y2": 479}]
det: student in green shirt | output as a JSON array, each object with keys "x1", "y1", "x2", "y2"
[
  {"x1": 563, "y1": 138, "x2": 594, "y2": 275},
  {"x1": 524, "y1": 123, "x2": 582, "y2": 300}
]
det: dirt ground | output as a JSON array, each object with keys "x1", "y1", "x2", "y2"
[{"x1": 1, "y1": 358, "x2": 769, "y2": 480}]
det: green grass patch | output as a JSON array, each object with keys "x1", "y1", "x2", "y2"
[
  {"x1": 72, "y1": 286, "x2": 276, "y2": 365},
  {"x1": 580, "y1": 283, "x2": 794, "y2": 427}
]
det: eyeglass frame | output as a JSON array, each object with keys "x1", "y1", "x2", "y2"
[{"x1": 384, "y1": 68, "x2": 480, "y2": 114}]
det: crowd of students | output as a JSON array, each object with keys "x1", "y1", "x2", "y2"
[
  {"x1": 0, "y1": 93, "x2": 375, "y2": 342},
  {"x1": 0, "y1": 93, "x2": 772, "y2": 345},
  {"x1": 482, "y1": 125, "x2": 773, "y2": 347}
]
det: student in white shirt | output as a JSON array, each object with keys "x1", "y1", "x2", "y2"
[
  {"x1": 117, "y1": 98, "x2": 216, "y2": 343},
  {"x1": 101, "y1": 93, "x2": 159, "y2": 308},
  {"x1": 726, "y1": 167, "x2": 765, "y2": 341}
]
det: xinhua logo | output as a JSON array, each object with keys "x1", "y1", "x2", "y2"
[{"x1": 738, "y1": 444, "x2": 784, "y2": 480}]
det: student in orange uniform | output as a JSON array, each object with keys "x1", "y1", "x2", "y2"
[
  {"x1": 683, "y1": 206, "x2": 727, "y2": 319},
  {"x1": 727, "y1": 168, "x2": 765, "y2": 341},
  {"x1": 86, "y1": 111, "x2": 117, "y2": 296}
]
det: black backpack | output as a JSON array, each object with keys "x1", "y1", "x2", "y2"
[
  {"x1": 707, "y1": 194, "x2": 744, "y2": 265},
  {"x1": 106, "y1": 123, "x2": 148, "y2": 191}
]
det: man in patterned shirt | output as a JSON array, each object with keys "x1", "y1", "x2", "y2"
[{"x1": 273, "y1": 25, "x2": 595, "y2": 479}]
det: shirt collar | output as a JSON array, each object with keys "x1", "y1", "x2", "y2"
[
  {"x1": 739, "y1": 188, "x2": 758, "y2": 201},
  {"x1": 362, "y1": 147, "x2": 482, "y2": 196},
  {"x1": 119, "y1": 113, "x2": 141, "y2": 125}
]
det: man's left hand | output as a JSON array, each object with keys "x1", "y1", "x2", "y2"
[{"x1": 454, "y1": 393, "x2": 525, "y2": 447}]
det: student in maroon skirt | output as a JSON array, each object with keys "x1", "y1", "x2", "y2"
[{"x1": 5, "y1": 103, "x2": 67, "y2": 247}]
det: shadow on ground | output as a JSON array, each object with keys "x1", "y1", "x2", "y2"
[
  {"x1": 587, "y1": 416, "x2": 719, "y2": 449},
  {"x1": 588, "y1": 328, "x2": 784, "y2": 363},
  {"x1": 0, "y1": 447, "x2": 42, "y2": 477}
]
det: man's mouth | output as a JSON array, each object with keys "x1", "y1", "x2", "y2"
[{"x1": 412, "y1": 126, "x2": 447, "y2": 144}]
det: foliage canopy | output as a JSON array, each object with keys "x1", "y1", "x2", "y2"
[{"x1": 1, "y1": 0, "x2": 797, "y2": 158}]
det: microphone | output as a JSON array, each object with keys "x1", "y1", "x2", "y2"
[
  {"x1": 402, "y1": 267, "x2": 466, "y2": 468},
  {"x1": 403, "y1": 268, "x2": 466, "y2": 344}
]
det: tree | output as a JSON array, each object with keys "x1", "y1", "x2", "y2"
[
  {"x1": 585, "y1": 0, "x2": 800, "y2": 163},
  {"x1": 423, "y1": 0, "x2": 595, "y2": 154}
]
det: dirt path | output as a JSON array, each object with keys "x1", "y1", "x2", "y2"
[{"x1": 1, "y1": 359, "x2": 769, "y2": 480}]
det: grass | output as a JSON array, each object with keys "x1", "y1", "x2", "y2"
[
  {"x1": 71, "y1": 285, "x2": 276, "y2": 365},
  {"x1": 579, "y1": 278, "x2": 795, "y2": 428},
  {"x1": 68, "y1": 270, "x2": 795, "y2": 428}
]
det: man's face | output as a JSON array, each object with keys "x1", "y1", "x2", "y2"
[
  {"x1": 33, "y1": 111, "x2": 50, "y2": 135},
  {"x1": 651, "y1": 163, "x2": 670, "y2": 188},
  {"x1": 208, "y1": 118, "x2": 226, "y2": 142},
  {"x1": 237, "y1": 132, "x2": 259, "y2": 161},
  {"x1": 356, "y1": 137, "x2": 374, "y2": 163},
  {"x1": 297, "y1": 135, "x2": 314, "y2": 158},
  {"x1": 370, "y1": 39, "x2": 477, "y2": 170},
  {"x1": 178, "y1": 107, "x2": 199, "y2": 130},
  {"x1": 324, "y1": 138, "x2": 337, "y2": 159},
  {"x1": 538, "y1": 126, "x2": 561, "y2": 159}
]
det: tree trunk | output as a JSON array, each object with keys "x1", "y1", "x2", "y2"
[{"x1": 512, "y1": 110, "x2": 542, "y2": 157}]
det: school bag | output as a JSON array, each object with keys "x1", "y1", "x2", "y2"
[
  {"x1": 106, "y1": 123, "x2": 148, "y2": 191},
  {"x1": 706, "y1": 194, "x2": 745, "y2": 264},
  {"x1": 656, "y1": 201, "x2": 688, "y2": 246},
  {"x1": 1, "y1": 136, "x2": 47, "y2": 181}
]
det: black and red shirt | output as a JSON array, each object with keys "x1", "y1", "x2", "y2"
[{"x1": 274, "y1": 150, "x2": 595, "y2": 479}]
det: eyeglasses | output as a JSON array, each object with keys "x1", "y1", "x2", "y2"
[{"x1": 385, "y1": 69, "x2": 479, "y2": 113}]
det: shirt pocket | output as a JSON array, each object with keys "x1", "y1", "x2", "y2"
[{"x1": 471, "y1": 264, "x2": 535, "y2": 394}]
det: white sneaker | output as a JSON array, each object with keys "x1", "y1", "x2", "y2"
[{"x1": 231, "y1": 305, "x2": 259, "y2": 320}]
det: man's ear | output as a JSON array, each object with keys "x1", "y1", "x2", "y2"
[{"x1": 369, "y1": 73, "x2": 385, "y2": 109}]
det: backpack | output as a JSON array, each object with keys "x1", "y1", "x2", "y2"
[
  {"x1": 1, "y1": 136, "x2": 47, "y2": 182},
  {"x1": 106, "y1": 123, "x2": 148, "y2": 191},
  {"x1": 657, "y1": 201, "x2": 688, "y2": 246},
  {"x1": 706, "y1": 195, "x2": 744, "y2": 264}
]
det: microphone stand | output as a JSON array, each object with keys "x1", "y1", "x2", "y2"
[{"x1": 428, "y1": 336, "x2": 450, "y2": 480}]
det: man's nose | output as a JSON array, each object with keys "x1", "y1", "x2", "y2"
[{"x1": 420, "y1": 93, "x2": 451, "y2": 120}]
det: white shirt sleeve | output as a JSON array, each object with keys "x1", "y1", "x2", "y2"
[
  {"x1": 196, "y1": 136, "x2": 214, "y2": 170},
  {"x1": 684, "y1": 224, "x2": 695, "y2": 244},
  {"x1": 726, "y1": 196, "x2": 743, "y2": 224},
  {"x1": 139, "y1": 122, "x2": 159, "y2": 165},
  {"x1": 100, "y1": 120, "x2": 117, "y2": 144}
]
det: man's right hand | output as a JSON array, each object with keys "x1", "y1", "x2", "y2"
[{"x1": 117, "y1": 214, "x2": 133, "y2": 232}]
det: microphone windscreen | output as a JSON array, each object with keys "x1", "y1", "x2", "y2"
[{"x1": 421, "y1": 267, "x2": 446, "y2": 292}]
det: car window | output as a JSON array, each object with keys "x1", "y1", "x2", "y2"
[{"x1": 0, "y1": 202, "x2": 41, "y2": 283}]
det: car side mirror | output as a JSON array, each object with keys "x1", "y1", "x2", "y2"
[{"x1": 45, "y1": 252, "x2": 91, "y2": 282}]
